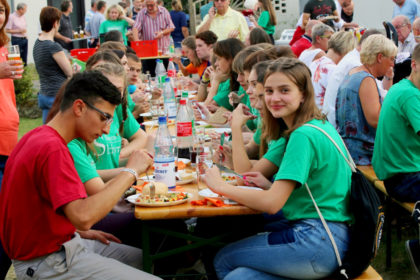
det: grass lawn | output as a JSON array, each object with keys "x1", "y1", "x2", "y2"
[{"x1": 18, "y1": 117, "x2": 43, "y2": 139}]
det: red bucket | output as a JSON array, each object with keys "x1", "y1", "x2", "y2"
[
  {"x1": 70, "y1": 48, "x2": 96, "y2": 62},
  {"x1": 131, "y1": 40, "x2": 158, "y2": 57}
]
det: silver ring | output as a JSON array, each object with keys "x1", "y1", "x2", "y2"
[{"x1": 11, "y1": 71, "x2": 15, "y2": 76}]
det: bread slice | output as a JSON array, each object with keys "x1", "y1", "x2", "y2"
[
  {"x1": 142, "y1": 182, "x2": 168, "y2": 196},
  {"x1": 208, "y1": 106, "x2": 229, "y2": 124}
]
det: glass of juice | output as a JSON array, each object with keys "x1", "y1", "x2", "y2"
[{"x1": 7, "y1": 45, "x2": 22, "y2": 78}]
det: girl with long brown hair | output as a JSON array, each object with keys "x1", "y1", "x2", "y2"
[
  {"x1": 205, "y1": 57, "x2": 353, "y2": 279},
  {"x1": 249, "y1": 0, "x2": 277, "y2": 43}
]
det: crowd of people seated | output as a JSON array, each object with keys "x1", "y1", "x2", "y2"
[{"x1": 1, "y1": 0, "x2": 420, "y2": 279}]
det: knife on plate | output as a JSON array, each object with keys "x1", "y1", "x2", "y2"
[{"x1": 214, "y1": 163, "x2": 243, "y2": 179}]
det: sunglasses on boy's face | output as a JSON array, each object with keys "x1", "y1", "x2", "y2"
[{"x1": 84, "y1": 101, "x2": 113, "y2": 126}]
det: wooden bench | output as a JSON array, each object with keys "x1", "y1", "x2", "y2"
[
  {"x1": 353, "y1": 266, "x2": 382, "y2": 280},
  {"x1": 324, "y1": 266, "x2": 382, "y2": 280},
  {"x1": 357, "y1": 165, "x2": 415, "y2": 268}
]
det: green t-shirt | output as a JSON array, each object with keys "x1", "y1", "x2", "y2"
[
  {"x1": 258, "y1": 11, "x2": 275, "y2": 35},
  {"x1": 274, "y1": 119, "x2": 352, "y2": 222},
  {"x1": 213, "y1": 84, "x2": 252, "y2": 114},
  {"x1": 263, "y1": 137, "x2": 286, "y2": 167},
  {"x1": 372, "y1": 79, "x2": 420, "y2": 180},
  {"x1": 68, "y1": 138, "x2": 99, "y2": 183},
  {"x1": 99, "y1": 20, "x2": 129, "y2": 45},
  {"x1": 253, "y1": 125, "x2": 262, "y2": 145},
  {"x1": 241, "y1": 90, "x2": 260, "y2": 131},
  {"x1": 127, "y1": 93, "x2": 136, "y2": 113},
  {"x1": 95, "y1": 104, "x2": 140, "y2": 169},
  {"x1": 213, "y1": 79, "x2": 233, "y2": 110}
]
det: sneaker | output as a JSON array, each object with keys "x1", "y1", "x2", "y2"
[{"x1": 406, "y1": 239, "x2": 420, "y2": 274}]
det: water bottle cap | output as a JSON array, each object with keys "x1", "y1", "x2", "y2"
[
  {"x1": 169, "y1": 58, "x2": 173, "y2": 61},
  {"x1": 179, "y1": 99, "x2": 186, "y2": 105},
  {"x1": 156, "y1": 59, "x2": 161, "y2": 63},
  {"x1": 165, "y1": 77, "x2": 170, "y2": 82},
  {"x1": 158, "y1": 116, "x2": 167, "y2": 124},
  {"x1": 181, "y1": 91, "x2": 188, "y2": 97}
]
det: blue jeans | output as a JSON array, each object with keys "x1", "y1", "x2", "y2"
[
  {"x1": 384, "y1": 172, "x2": 420, "y2": 202},
  {"x1": 214, "y1": 219, "x2": 350, "y2": 280},
  {"x1": 38, "y1": 93, "x2": 56, "y2": 124}
]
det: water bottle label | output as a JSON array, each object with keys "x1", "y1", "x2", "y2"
[
  {"x1": 158, "y1": 75, "x2": 166, "y2": 84},
  {"x1": 177, "y1": 122, "x2": 192, "y2": 137},
  {"x1": 168, "y1": 69, "x2": 176, "y2": 77},
  {"x1": 154, "y1": 158, "x2": 176, "y2": 188},
  {"x1": 165, "y1": 102, "x2": 177, "y2": 118}
]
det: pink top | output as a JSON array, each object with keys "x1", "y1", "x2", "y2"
[
  {"x1": 133, "y1": 6, "x2": 175, "y2": 52},
  {"x1": 6, "y1": 11, "x2": 27, "y2": 38}
]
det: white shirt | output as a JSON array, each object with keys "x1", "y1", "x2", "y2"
[
  {"x1": 323, "y1": 48, "x2": 361, "y2": 127},
  {"x1": 398, "y1": 32, "x2": 417, "y2": 54},
  {"x1": 323, "y1": 48, "x2": 388, "y2": 127},
  {"x1": 310, "y1": 56, "x2": 337, "y2": 109},
  {"x1": 299, "y1": 48, "x2": 323, "y2": 68}
]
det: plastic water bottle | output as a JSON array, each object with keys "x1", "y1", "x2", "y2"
[
  {"x1": 155, "y1": 59, "x2": 167, "y2": 86},
  {"x1": 167, "y1": 58, "x2": 176, "y2": 78},
  {"x1": 154, "y1": 116, "x2": 176, "y2": 189},
  {"x1": 182, "y1": 91, "x2": 196, "y2": 137},
  {"x1": 176, "y1": 99, "x2": 193, "y2": 159},
  {"x1": 163, "y1": 77, "x2": 177, "y2": 120},
  {"x1": 169, "y1": 36, "x2": 175, "y2": 55}
]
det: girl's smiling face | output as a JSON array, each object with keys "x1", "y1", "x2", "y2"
[
  {"x1": 246, "y1": 69, "x2": 265, "y2": 116},
  {"x1": 246, "y1": 69, "x2": 258, "y2": 108},
  {"x1": 264, "y1": 72, "x2": 304, "y2": 126}
]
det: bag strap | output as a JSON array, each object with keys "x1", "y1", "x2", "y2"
[
  {"x1": 304, "y1": 182, "x2": 343, "y2": 268},
  {"x1": 301, "y1": 123, "x2": 355, "y2": 279},
  {"x1": 303, "y1": 124, "x2": 357, "y2": 172}
]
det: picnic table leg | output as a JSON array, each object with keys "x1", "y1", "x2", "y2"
[{"x1": 142, "y1": 222, "x2": 153, "y2": 273}]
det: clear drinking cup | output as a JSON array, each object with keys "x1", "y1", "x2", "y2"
[
  {"x1": 7, "y1": 45, "x2": 22, "y2": 78},
  {"x1": 149, "y1": 99, "x2": 162, "y2": 120},
  {"x1": 197, "y1": 152, "x2": 213, "y2": 183}
]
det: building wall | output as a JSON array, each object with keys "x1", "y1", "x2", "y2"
[
  {"x1": 276, "y1": 0, "x2": 399, "y2": 36},
  {"x1": 10, "y1": 0, "x2": 419, "y2": 63}
]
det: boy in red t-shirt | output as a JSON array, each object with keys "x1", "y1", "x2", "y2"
[{"x1": 0, "y1": 71, "x2": 160, "y2": 280}]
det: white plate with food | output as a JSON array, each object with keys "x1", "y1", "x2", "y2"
[
  {"x1": 205, "y1": 128, "x2": 231, "y2": 134},
  {"x1": 140, "y1": 170, "x2": 196, "y2": 185},
  {"x1": 221, "y1": 172, "x2": 238, "y2": 185},
  {"x1": 177, "y1": 158, "x2": 191, "y2": 165},
  {"x1": 140, "y1": 112, "x2": 152, "y2": 117},
  {"x1": 142, "y1": 119, "x2": 175, "y2": 127},
  {"x1": 199, "y1": 186, "x2": 261, "y2": 198},
  {"x1": 126, "y1": 191, "x2": 191, "y2": 207}
]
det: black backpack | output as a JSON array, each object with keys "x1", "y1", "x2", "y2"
[{"x1": 303, "y1": 124, "x2": 385, "y2": 279}]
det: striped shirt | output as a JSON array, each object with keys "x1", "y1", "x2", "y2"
[
  {"x1": 33, "y1": 39, "x2": 67, "y2": 97},
  {"x1": 133, "y1": 6, "x2": 175, "y2": 52}
]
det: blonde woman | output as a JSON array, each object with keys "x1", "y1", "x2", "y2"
[
  {"x1": 336, "y1": 34, "x2": 397, "y2": 165},
  {"x1": 310, "y1": 30, "x2": 356, "y2": 108},
  {"x1": 99, "y1": 4, "x2": 134, "y2": 45}
]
